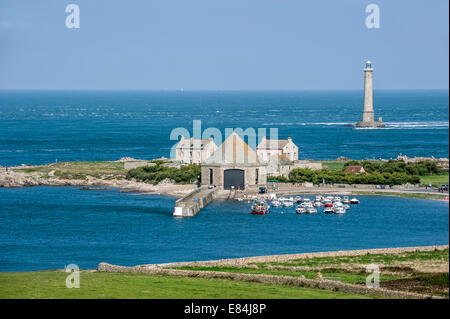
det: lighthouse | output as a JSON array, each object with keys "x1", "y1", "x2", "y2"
[{"x1": 355, "y1": 61, "x2": 384, "y2": 127}]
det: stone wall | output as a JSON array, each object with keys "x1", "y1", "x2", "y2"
[
  {"x1": 174, "y1": 186, "x2": 218, "y2": 217},
  {"x1": 98, "y1": 244, "x2": 449, "y2": 299}
]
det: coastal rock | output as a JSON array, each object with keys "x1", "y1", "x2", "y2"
[{"x1": 0, "y1": 171, "x2": 39, "y2": 187}]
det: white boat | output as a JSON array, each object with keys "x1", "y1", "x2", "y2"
[
  {"x1": 333, "y1": 201, "x2": 344, "y2": 209},
  {"x1": 315, "y1": 195, "x2": 324, "y2": 202},
  {"x1": 305, "y1": 206, "x2": 317, "y2": 214},
  {"x1": 280, "y1": 197, "x2": 294, "y2": 207},
  {"x1": 342, "y1": 196, "x2": 350, "y2": 204},
  {"x1": 313, "y1": 201, "x2": 323, "y2": 208},
  {"x1": 343, "y1": 204, "x2": 350, "y2": 210},
  {"x1": 350, "y1": 197, "x2": 360, "y2": 204},
  {"x1": 335, "y1": 207, "x2": 346, "y2": 214},
  {"x1": 271, "y1": 199, "x2": 281, "y2": 207},
  {"x1": 323, "y1": 207, "x2": 335, "y2": 214},
  {"x1": 294, "y1": 196, "x2": 302, "y2": 203},
  {"x1": 296, "y1": 205, "x2": 306, "y2": 214}
]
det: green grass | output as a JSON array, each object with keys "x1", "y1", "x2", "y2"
[
  {"x1": 174, "y1": 249, "x2": 449, "y2": 288},
  {"x1": 263, "y1": 249, "x2": 449, "y2": 268},
  {"x1": 420, "y1": 174, "x2": 449, "y2": 187},
  {"x1": 15, "y1": 161, "x2": 126, "y2": 180},
  {"x1": 0, "y1": 271, "x2": 374, "y2": 299},
  {"x1": 320, "y1": 161, "x2": 345, "y2": 171},
  {"x1": 353, "y1": 191, "x2": 448, "y2": 200},
  {"x1": 174, "y1": 266, "x2": 399, "y2": 285}
]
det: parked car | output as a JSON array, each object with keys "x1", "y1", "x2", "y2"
[
  {"x1": 258, "y1": 187, "x2": 267, "y2": 194},
  {"x1": 439, "y1": 184, "x2": 449, "y2": 192}
]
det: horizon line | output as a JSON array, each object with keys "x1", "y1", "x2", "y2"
[{"x1": 0, "y1": 88, "x2": 449, "y2": 92}]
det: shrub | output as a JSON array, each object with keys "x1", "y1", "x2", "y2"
[
  {"x1": 126, "y1": 163, "x2": 201, "y2": 184},
  {"x1": 287, "y1": 168, "x2": 420, "y2": 186}
]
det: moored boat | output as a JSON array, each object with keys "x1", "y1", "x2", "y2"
[
  {"x1": 271, "y1": 199, "x2": 281, "y2": 207},
  {"x1": 313, "y1": 201, "x2": 323, "y2": 208},
  {"x1": 251, "y1": 198, "x2": 270, "y2": 215},
  {"x1": 296, "y1": 205, "x2": 306, "y2": 214},
  {"x1": 324, "y1": 207, "x2": 335, "y2": 214},
  {"x1": 350, "y1": 197, "x2": 360, "y2": 204},
  {"x1": 280, "y1": 197, "x2": 294, "y2": 207}
]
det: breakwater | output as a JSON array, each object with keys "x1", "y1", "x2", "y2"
[{"x1": 174, "y1": 186, "x2": 218, "y2": 217}]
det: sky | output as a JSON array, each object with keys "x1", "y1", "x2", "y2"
[{"x1": 0, "y1": 0, "x2": 448, "y2": 90}]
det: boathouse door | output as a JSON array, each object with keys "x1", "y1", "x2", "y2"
[{"x1": 224, "y1": 169, "x2": 245, "y2": 190}]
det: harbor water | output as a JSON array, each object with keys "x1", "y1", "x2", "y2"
[{"x1": 0, "y1": 186, "x2": 448, "y2": 272}]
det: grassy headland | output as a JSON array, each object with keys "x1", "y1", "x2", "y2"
[{"x1": 14, "y1": 161, "x2": 127, "y2": 180}]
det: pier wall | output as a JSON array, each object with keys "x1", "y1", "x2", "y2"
[{"x1": 174, "y1": 186, "x2": 218, "y2": 217}]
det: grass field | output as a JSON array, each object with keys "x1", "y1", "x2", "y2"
[
  {"x1": 174, "y1": 249, "x2": 449, "y2": 297},
  {"x1": 420, "y1": 174, "x2": 449, "y2": 187},
  {"x1": 321, "y1": 161, "x2": 346, "y2": 171},
  {"x1": 14, "y1": 161, "x2": 127, "y2": 180},
  {"x1": 1, "y1": 249, "x2": 447, "y2": 299},
  {"x1": 0, "y1": 271, "x2": 373, "y2": 299}
]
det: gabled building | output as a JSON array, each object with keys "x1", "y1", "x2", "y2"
[
  {"x1": 175, "y1": 136, "x2": 218, "y2": 164},
  {"x1": 201, "y1": 132, "x2": 267, "y2": 190},
  {"x1": 256, "y1": 136, "x2": 299, "y2": 162}
]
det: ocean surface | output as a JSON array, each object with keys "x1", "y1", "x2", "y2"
[
  {"x1": 0, "y1": 90, "x2": 449, "y2": 272},
  {"x1": 0, "y1": 187, "x2": 448, "y2": 272},
  {"x1": 0, "y1": 90, "x2": 448, "y2": 166}
]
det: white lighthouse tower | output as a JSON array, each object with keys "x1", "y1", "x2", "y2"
[{"x1": 355, "y1": 61, "x2": 384, "y2": 127}]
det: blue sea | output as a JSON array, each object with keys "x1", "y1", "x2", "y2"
[
  {"x1": 0, "y1": 90, "x2": 448, "y2": 166},
  {"x1": 0, "y1": 90, "x2": 448, "y2": 272},
  {"x1": 0, "y1": 187, "x2": 448, "y2": 272}
]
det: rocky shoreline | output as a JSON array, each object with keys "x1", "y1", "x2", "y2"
[{"x1": 0, "y1": 169, "x2": 196, "y2": 198}]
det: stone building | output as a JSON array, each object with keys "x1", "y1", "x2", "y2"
[
  {"x1": 256, "y1": 136, "x2": 299, "y2": 162},
  {"x1": 175, "y1": 136, "x2": 218, "y2": 164},
  {"x1": 201, "y1": 133, "x2": 267, "y2": 190}
]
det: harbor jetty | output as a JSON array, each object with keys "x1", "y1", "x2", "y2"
[{"x1": 173, "y1": 186, "x2": 218, "y2": 217}]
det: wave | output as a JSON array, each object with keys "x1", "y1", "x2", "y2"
[
  {"x1": 262, "y1": 121, "x2": 449, "y2": 129},
  {"x1": 384, "y1": 121, "x2": 449, "y2": 128}
]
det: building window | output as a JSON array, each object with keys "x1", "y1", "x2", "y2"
[
  {"x1": 209, "y1": 168, "x2": 213, "y2": 185},
  {"x1": 255, "y1": 168, "x2": 259, "y2": 184}
]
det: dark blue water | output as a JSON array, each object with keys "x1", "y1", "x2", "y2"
[
  {"x1": 0, "y1": 186, "x2": 448, "y2": 272},
  {"x1": 0, "y1": 90, "x2": 448, "y2": 166}
]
